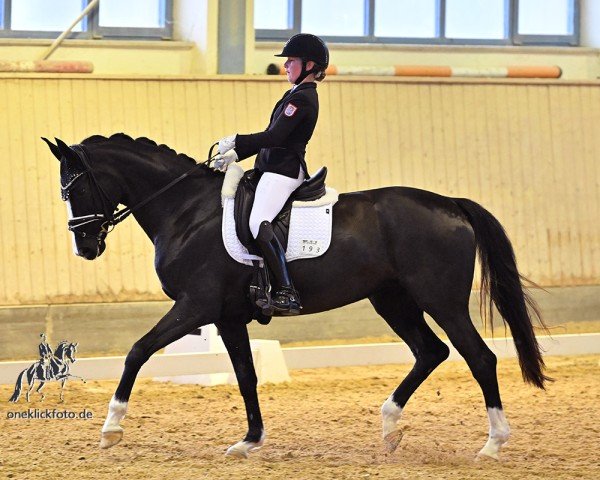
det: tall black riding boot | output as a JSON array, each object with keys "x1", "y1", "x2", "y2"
[{"x1": 255, "y1": 221, "x2": 301, "y2": 315}]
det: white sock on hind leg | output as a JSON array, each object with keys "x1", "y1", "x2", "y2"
[{"x1": 478, "y1": 407, "x2": 510, "y2": 459}]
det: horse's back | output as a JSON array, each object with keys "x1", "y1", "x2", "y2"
[
  {"x1": 295, "y1": 186, "x2": 476, "y2": 313},
  {"x1": 340, "y1": 185, "x2": 466, "y2": 217},
  {"x1": 332, "y1": 185, "x2": 469, "y2": 236}
]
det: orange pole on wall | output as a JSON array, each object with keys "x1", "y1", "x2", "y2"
[
  {"x1": 0, "y1": 60, "x2": 94, "y2": 73},
  {"x1": 505, "y1": 66, "x2": 562, "y2": 78},
  {"x1": 267, "y1": 64, "x2": 562, "y2": 79}
]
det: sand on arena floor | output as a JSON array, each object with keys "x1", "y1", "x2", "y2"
[{"x1": 1, "y1": 354, "x2": 599, "y2": 480}]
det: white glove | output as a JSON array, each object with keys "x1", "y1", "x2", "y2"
[
  {"x1": 218, "y1": 134, "x2": 236, "y2": 154},
  {"x1": 211, "y1": 149, "x2": 238, "y2": 172}
]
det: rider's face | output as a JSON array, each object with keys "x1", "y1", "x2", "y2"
[
  {"x1": 284, "y1": 57, "x2": 316, "y2": 84},
  {"x1": 284, "y1": 57, "x2": 302, "y2": 83}
]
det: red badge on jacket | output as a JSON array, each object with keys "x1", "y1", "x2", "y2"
[{"x1": 284, "y1": 103, "x2": 298, "y2": 117}]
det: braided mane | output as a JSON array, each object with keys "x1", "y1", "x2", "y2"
[{"x1": 82, "y1": 133, "x2": 202, "y2": 168}]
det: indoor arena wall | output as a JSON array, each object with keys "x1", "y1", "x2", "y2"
[{"x1": 0, "y1": 75, "x2": 598, "y2": 307}]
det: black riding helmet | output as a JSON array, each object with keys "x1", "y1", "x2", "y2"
[{"x1": 274, "y1": 33, "x2": 329, "y2": 84}]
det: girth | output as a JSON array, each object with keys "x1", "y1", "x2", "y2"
[{"x1": 234, "y1": 167, "x2": 328, "y2": 256}]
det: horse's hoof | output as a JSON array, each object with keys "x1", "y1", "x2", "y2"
[
  {"x1": 383, "y1": 430, "x2": 404, "y2": 453},
  {"x1": 476, "y1": 435, "x2": 508, "y2": 461},
  {"x1": 476, "y1": 450, "x2": 500, "y2": 461},
  {"x1": 225, "y1": 440, "x2": 263, "y2": 459},
  {"x1": 100, "y1": 430, "x2": 123, "y2": 449},
  {"x1": 476, "y1": 452, "x2": 500, "y2": 461}
]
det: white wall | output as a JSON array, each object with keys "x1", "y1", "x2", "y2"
[
  {"x1": 581, "y1": 0, "x2": 600, "y2": 47},
  {"x1": 173, "y1": 0, "x2": 218, "y2": 74}
]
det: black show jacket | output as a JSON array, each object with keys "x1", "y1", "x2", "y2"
[{"x1": 234, "y1": 82, "x2": 318, "y2": 179}]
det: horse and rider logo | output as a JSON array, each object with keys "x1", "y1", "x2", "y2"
[{"x1": 8, "y1": 334, "x2": 85, "y2": 403}]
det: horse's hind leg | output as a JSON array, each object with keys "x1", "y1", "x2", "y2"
[
  {"x1": 100, "y1": 295, "x2": 212, "y2": 449},
  {"x1": 26, "y1": 379, "x2": 35, "y2": 402},
  {"x1": 369, "y1": 284, "x2": 450, "y2": 453},
  {"x1": 35, "y1": 381, "x2": 46, "y2": 401},
  {"x1": 427, "y1": 304, "x2": 509, "y2": 460}
]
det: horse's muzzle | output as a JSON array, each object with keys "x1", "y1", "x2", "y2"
[{"x1": 77, "y1": 240, "x2": 106, "y2": 260}]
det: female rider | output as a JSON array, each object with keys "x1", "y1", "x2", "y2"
[{"x1": 211, "y1": 33, "x2": 329, "y2": 316}]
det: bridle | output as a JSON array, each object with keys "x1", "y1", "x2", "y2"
[{"x1": 62, "y1": 143, "x2": 218, "y2": 244}]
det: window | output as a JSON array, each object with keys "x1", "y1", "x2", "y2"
[
  {"x1": 445, "y1": 0, "x2": 507, "y2": 40},
  {"x1": 515, "y1": 0, "x2": 577, "y2": 44},
  {"x1": 0, "y1": 0, "x2": 173, "y2": 39},
  {"x1": 374, "y1": 0, "x2": 437, "y2": 39},
  {"x1": 255, "y1": 0, "x2": 579, "y2": 46},
  {"x1": 11, "y1": 0, "x2": 86, "y2": 32},
  {"x1": 301, "y1": 0, "x2": 365, "y2": 37},
  {"x1": 254, "y1": 0, "x2": 292, "y2": 30}
]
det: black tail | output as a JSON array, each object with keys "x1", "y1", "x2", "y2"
[
  {"x1": 454, "y1": 198, "x2": 552, "y2": 389},
  {"x1": 8, "y1": 370, "x2": 25, "y2": 402}
]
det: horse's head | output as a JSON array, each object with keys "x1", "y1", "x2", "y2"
[
  {"x1": 64, "y1": 342, "x2": 79, "y2": 363},
  {"x1": 43, "y1": 137, "x2": 117, "y2": 260},
  {"x1": 54, "y1": 341, "x2": 78, "y2": 363}
]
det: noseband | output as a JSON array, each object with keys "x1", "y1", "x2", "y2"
[
  {"x1": 63, "y1": 145, "x2": 116, "y2": 243},
  {"x1": 62, "y1": 143, "x2": 218, "y2": 244}
]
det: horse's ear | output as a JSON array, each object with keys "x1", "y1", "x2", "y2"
[
  {"x1": 54, "y1": 137, "x2": 80, "y2": 164},
  {"x1": 41, "y1": 137, "x2": 62, "y2": 161}
]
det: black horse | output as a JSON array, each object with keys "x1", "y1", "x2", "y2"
[
  {"x1": 43, "y1": 133, "x2": 549, "y2": 460},
  {"x1": 9, "y1": 341, "x2": 83, "y2": 403}
]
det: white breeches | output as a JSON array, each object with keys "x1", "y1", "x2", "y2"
[{"x1": 249, "y1": 170, "x2": 305, "y2": 239}]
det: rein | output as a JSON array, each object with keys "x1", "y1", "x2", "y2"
[{"x1": 65, "y1": 142, "x2": 219, "y2": 241}]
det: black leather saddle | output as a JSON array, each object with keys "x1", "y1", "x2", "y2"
[{"x1": 234, "y1": 167, "x2": 328, "y2": 256}]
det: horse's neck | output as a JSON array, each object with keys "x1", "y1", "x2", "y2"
[
  {"x1": 50, "y1": 356, "x2": 62, "y2": 367},
  {"x1": 102, "y1": 146, "x2": 220, "y2": 243},
  {"x1": 52, "y1": 345, "x2": 65, "y2": 361},
  {"x1": 106, "y1": 148, "x2": 188, "y2": 202}
]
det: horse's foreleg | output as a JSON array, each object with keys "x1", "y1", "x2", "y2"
[
  {"x1": 217, "y1": 320, "x2": 264, "y2": 459},
  {"x1": 369, "y1": 287, "x2": 450, "y2": 453},
  {"x1": 56, "y1": 372, "x2": 86, "y2": 383},
  {"x1": 100, "y1": 295, "x2": 209, "y2": 449}
]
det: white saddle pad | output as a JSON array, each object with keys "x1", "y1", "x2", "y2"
[{"x1": 221, "y1": 164, "x2": 338, "y2": 266}]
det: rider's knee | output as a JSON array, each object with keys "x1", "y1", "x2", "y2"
[
  {"x1": 256, "y1": 221, "x2": 274, "y2": 242},
  {"x1": 249, "y1": 216, "x2": 261, "y2": 239}
]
